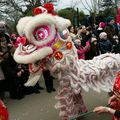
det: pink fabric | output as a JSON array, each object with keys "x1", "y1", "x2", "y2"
[
  {"x1": 77, "y1": 41, "x2": 90, "y2": 59},
  {"x1": 77, "y1": 48, "x2": 86, "y2": 59},
  {"x1": 100, "y1": 22, "x2": 106, "y2": 28}
]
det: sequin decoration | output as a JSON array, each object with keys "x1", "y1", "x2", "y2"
[
  {"x1": 54, "y1": 51, "x2": 63, "y2": 60},
  {"x1": 66, "y1": 41, "x2": 72, "y2": 49}
]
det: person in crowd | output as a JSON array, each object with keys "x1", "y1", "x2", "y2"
[
  {"x1": 42, "y1": 68, "x2": 56, "y2": 93},
  {"x1": 89, "y1": 37, "x2": 100, "y2": 59},
  {"x1": 0, "y1": 62, "x2": 5, "y2": 100},
  {"x1": 68, "y1": 25, "x2": 76, "y2": 42},
  {"x1": 10, "y1": 33, "x2": 17, "y2": 45},
  {"x1": 10, "y1": 64, "x2": 44, "y2": 99},
  {"x1": 74, "y1": 38, "x2": 90, "y2": 59},
  {"x1": 0, "y1": 21, "x2": 16, "y2": 100},
  {"x1": 83, "y1": 26, "x2": 92, "y2": 60},
  {"x1": 93, "y1": 72, "x2": 120, "y2": 120},
  {"x1": 104, "y1": 16, "x2": 118, "y2": 45},
  {"x1": 112, "y1": 35, "x2": 120, "y2": 53},
  {"x1": 99, "y1": 32, "x2": 113, "y2": 54},
  {"x1": 77, "y1": 25, "x2": 87, "y2": 45},
  {"x1": 94, "y1": 22, "x2": 106, "y2": 39},
  {"x1": 98, "y1": 22, "x2": 106, "y2": 30},
  {"x1": 10, "y1": 64, "x2": 28, "y2": 99}
]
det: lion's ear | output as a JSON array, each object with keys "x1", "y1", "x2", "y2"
[
  {"x1": 55, "y1": 16, "x2": 71, "y2": 31},
  {"x1": 16, "y1": 16, "x2": 33, "y2": 36}
]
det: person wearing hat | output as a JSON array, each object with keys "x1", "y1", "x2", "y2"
[
  {"x1": 74, "y1": 38, "x2": 90, "y2": 60},
  {"x1": 93, "y1": 72, "x2": 120, "y2": 120},
  {"x1": 104, "y1": 16, "x2": 118, "y2": 45},
  {"x1": 99, "y1": 32, "x2": 113, "y2": 54},
  {"x1": 88, "y1": 37, "x2": 100, "y2": 59}
]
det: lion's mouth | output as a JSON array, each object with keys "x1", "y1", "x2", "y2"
[{"x1": 18, "y1": 44, "x2": 37, "y2": 55}]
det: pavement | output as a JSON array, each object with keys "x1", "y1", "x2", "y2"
[{"x1": 5, "y1": 79, "x2": 111, "y2": 120}]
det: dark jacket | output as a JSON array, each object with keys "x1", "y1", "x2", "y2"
[
  {"x1": 104, "y1": 24, "x2": 116, "y2": 45},
  {"x1": 99, "y1": 39, "x2": 113, "y2": 54},
  {"x1": 114, "y1": 110, "x2": 120, "y2": 118}
]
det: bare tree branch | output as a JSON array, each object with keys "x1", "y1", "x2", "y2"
[
  {"x1": 80, "y1": 0, "x2": 92, "y2": 13},
  {"x1": 84, "y1": 0, "x2": 92, "y2": 10}
]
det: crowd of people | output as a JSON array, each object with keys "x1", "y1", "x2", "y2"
[
  {"x1": 0, "y1": 21, "x2": 56, "y2": 101},
  {"x1": 68, "y1": 16, "x2": 120, "y2": 120},
  {"x1": 69, "y1": 16, "x2": 120, "y2": 61}
]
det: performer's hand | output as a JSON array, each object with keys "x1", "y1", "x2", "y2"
[
  {"x1": 108, "y1": 95, "x2": 116, "y2": 105},
  {"x1": 93, "y1": 106, "x2": 109, "y2": 114},
  {"x1": 17, "y1": 71, "x2": 22, "y2": 77}
]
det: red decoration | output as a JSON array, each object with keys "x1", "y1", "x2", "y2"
[
  {"x1": 0, "y1": 99, "x2": 9, "y2": 120},
  {"x1": 42, "y1": 3, "x2": 56, "y2": 15},
  {"x1": 113, "y1": 71, "x2": 120, "y2": 98},
  {"x1": 66, "y1": 41, "x2": 72, "y2": 49},
  {"x1": 116, "y1": 8, "x2": 120, "y2": 24},
  {"x1": 32, "y1": 8, "x2": 42, "y2": 15},
  {"x1": 54, "y1": 51, "x2": 63, "y2": 60},
  {"x1": 15, "y1": 36, "x2": 27, "y2": 48},
  {"x1": 43, "y1": 3, "x2": 54, "y2": 13}
]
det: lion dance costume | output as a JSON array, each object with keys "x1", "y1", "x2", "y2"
[
  {"x1": 14, "y1": 3, "x2": 120, "y2": 120},
  {"x1": 110, "y1": 72, "x2": 120, "y2": 120}
]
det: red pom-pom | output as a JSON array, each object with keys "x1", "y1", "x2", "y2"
[
  {"x1": 43, "y1": 3, "x2": 54, "y2": 13},
  {"x1": 15, "y1": 36, "x2": 27, "y2": 48},
  {"x1": 32, "y1": 8, "x2": 42, "y2": 15}
]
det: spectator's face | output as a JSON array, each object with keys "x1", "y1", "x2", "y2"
[
  {"x1": 70, "y1": 27, "x2": 74, "y2": 33},
  {"x1": 75, "y1": 39, "x2": 81, "y2": 46},
  {"x1": 81, "y1": 26, "x2": 86, "y2": 33},
  {"x1": 103, "y1": 35, "x2": 107, "y2": 40},
  {"x1": 109, "y1": 20, "x2": 115, "y2": 25}
]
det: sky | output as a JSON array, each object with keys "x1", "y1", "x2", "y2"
[
  {"x1": 54, "y1": 0, "x2": 92, "y2": 14},
  {"x1": 16, "y1": 0, "x2": 94, "y2": 14}
]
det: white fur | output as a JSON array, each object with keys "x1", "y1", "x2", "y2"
[
  {"x1": 14, "y1": 45, "x2": 53, "y2": 64},
  {"x1": 24, "y1": 14, "x2": 57, "y2": 46},
  {"x1": 55, "y1": 16, "x2": 71, "y2": 31},
  {"x1": 24, "y1": 72, "x2": 42, "y2": 86},
  {"x1": 16, "y1": 16, "x2": 33, "y2": 36}
]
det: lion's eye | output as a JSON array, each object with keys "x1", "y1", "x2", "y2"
[
  {"x1": 33, "y1": 25, "x2": 50, "y2": 41},
  {"x1": 59, "y1": 29, "x2": 69, "y2": 40}
]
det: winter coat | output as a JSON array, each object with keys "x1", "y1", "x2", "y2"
[
  {"x1": 99, "y1": 39, "x2": 113, "y2": 54},
  {"x1": 104, "y1": 24, "x2": 117, "y2": 45},
  {"x1": 77, "y1": 41, "x2": 90, "y2": 59}
]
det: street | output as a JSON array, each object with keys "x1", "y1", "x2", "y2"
[{"x1": 6, "y1": 80, "x2": 111, "y2": 120}]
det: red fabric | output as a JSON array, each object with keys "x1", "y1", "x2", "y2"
[
  {"x1": 112, "y1": 71, "x2": 120, "y2": 120},
  {"x1": 32, "y1": 8, "x2": 42, "y2": 15},
  {"x1": 0, "y1": 99, "x2": 9, "y2": 120},
  {"x1": 42, "y1": 3, "x2": 56, "y2": 15},
  {"x1": 111, "y1": 100, "x2": 120, "y2": 120},
  {"x1": 116, "y1": 8, "x2": 120, "y2": 24},
  {"x1": 116, "y1": 15, "x2": 120, "y2": 24},
  {"x1": 113, "y1": 72, "x2": 120, "y2": 97},
  {"x1": 14, "y1": 36, "x2": 27, "y2": 48},
  {"x1": 42, "y1": 3, "x2": 54, "y2": 13}
]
